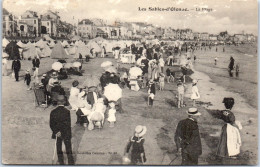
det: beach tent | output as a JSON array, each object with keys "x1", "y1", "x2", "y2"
[
  {"x1": 23, "y1": 44, "x2": 38, "y2": 59},
  {"x1": 35, "y1": 39, "x2": 47, "y2": 49},
  {"x1": 41, "y1": 45, "x2": 52, "y2": 57},
  {"x1": 5, "y1": 41, "x2": 20, "y2": 60},
  {"x1": 78, "y1": 45, "x2": 91, "y2": 57},
  {"x1": 48, "y1": 40, "x2": 56, "y2": 48},
  {"x1": 62, "y1": 40, "x2": 69, "y2": 47},
  {"x1": 16, "y1": 41, "x2": 25, "y2": 48},
  {"x1": 101, "y1": 40, "x2": 113, "y2": 52},
  {"x1": 71, "y1": 35, "x2": 81, "y2": 41},
  {"x1": 86, "y1": 41, "x2": 102, "y2": 52},
  {"x1": 68, "y1": 46, "x2": 77, "y2": 55},
  {"x1": 2, "y1": 38, "x2": 9, "y2": 48},
  {"x1": 43, "y1": 34, "x2": 54, "y2": 41},
  {"x1": 50, "y1": 41, "x2": 69, "y2": 59}
]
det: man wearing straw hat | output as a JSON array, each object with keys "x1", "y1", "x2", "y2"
[
  {"x1": 174, "y1": 108, "x2": 202, "y2": 165},
  {"x1": 50, "y1": 95, "x2": 74, "y2": 165}
]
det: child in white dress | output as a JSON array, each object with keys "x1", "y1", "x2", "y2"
[{"x1": 107, "y1": 102, "x2": 116, "y2": 128}]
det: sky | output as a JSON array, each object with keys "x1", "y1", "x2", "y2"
[{"x1": 2, "y1": 0, "x2": 258, "y2": 35}]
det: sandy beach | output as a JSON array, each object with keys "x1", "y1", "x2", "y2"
[{"x1": 2, "y1": 43, "x2": 258, "y2": 165}]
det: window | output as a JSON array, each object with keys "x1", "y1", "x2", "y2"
[
  {"x1": 34, "y1": 20, "x2": 36, "y2": 24},
  {"x1": 47, "y1": 28, "x2": 49, "y2": 32},
  {"x1": 47, "y1": 22, "x2": 49, "y2": 26}
]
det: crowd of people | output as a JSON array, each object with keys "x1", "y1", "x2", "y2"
[{"x1": 3, "y1": 38, "x2": 244, "y2": 165}]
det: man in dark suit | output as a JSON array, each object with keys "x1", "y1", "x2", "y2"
[
  {"x1": 11, "y1": 58, "x2": 21, "y2": 81},
  {"x1": 50, "y1": 95, "x2": 74, "y2": 165},
  {"x1": 174, "y1": 108, "x2": 202, "y2": 165},
  {"x1": 32, "y1": 56, "x2": 40, "y2": 76}
]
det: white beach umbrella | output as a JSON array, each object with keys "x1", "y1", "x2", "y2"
[
  {"x1": 101, "y1": 61, "x2": 113, "y2": 68},
  {"x1": 73, "y1": 61, "x2": 81, "y2": 68},
  {"x1": 104, "y1": 83, "x2": 122, "y2": 101},
  {"x1": 52, "y1": 62, "x2": 63, "y2": 71},
  {"x1": 129, "y1": 66, "x2": 143, "y2": 77}
]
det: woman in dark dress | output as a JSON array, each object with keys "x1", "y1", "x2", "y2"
[{"x1": 216, "y1": 97, "x2": 242, "y2": 160}]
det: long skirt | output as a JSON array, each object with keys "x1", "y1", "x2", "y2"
[{"x1": 216, "y1": 124, "x2": 228, "y2": 157}]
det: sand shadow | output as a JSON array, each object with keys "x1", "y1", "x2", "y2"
[
  {"x1": 71, "y1": 124, "x2": 86, "y2": 163},
  {"x1": 165, "y1": 98, "x2": 178, "y2": 107},
  {"x1": 108, "y1": 154, "x2": 123, "y2": 165}
]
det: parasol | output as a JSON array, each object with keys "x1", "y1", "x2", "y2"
[
  {"x1": 52, "y1": 62, "x2": 63, "y2": 71},
  {"x1": 105, "y1": 66, "x2": 117, "y2": 73},
  {"x1": 101, "y1": 61, "x2": 113, "y2": 68},
  {"x1": 82, "y1": 75, "x2": 100, "y2": 87},
  {"x1": 73, "y1": 61, "x2": 81, "y2": 68},
  {"x1": 63, "y1": 63, "x2": 73, "y2": 69},
  {"x1": 104, "y1": 83, "x2": 122, "y2": 101},
  {"x1": 129, "y1": 66, "x2": 143, "y2": 77}
]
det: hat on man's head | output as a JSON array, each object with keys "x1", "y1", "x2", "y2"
[
  {"x1": 186, "y1": 108, "x2": 201, "y2": 116},
  {"x1": 149, "y1": 79, "x2": 154, "y2": 84},
  {"x1": 135, "y1": 125, "x2": 147, "y2": 137},
  {"x1": 57, "y1": 95, "x2": 66, "y2": 105},
  {"x1": 42, "y1": 74, "x2": 47, "y2": 77}
]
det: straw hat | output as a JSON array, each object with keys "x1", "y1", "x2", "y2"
[
  {"x1": 135, "y1": 125, "x2": 147, "y2": 137},
  {"x1": 149, "y1": 79, "x2": 154, "y2": 84},
  {"x1": 186, "y1": 108, "x2": 201, "y2": 116}
]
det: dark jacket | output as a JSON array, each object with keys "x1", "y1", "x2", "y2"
[
  {"x1": 32, "y1": 58, "x2": 40, "y2": 68},
  {"x1": 12, "y1": 60, "x2": 21, "y2": 71},
  {"x1": 50, "y1": 106, "x2": 71, "y2": 139},
  {"x1": 174, "y1": 118, "x2": 202, "y2": 155},
  {"x1": 148, "y1": 83, "x2": 156, "y2": 95}
]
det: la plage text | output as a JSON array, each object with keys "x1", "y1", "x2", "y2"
[{"x1": 138, "y1": 7, "x2": 189, "y2": 11}]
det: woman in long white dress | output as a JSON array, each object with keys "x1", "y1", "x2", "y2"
[
  {"x1": 68, "y1": 80, "x2": 80, "y2": 111},
  {"x1": 190, "y1": 79, "x2": 200, "y2": 106}
]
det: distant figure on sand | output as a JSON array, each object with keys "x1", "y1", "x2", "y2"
[
  {"x1": 194, "y1": 55, "x2": 196, "y2": 62},
  {"x1": 12, "y1": 58, "x2": 21, "y2": 81},
  {"x1": 177, "y1": 80, "x2": 185, "y2": 108},
  {"x1": 214, "y1": 57, "x2": 218, "y2": 65},
  {"x1": 235, "y1": 63, "x2": 240, "y2": 77},
  {"x1": 228, "y1": 56, "x2": 235, "y2": 77},
  {"x1": 191, "y1": 80, "x2": 200, "y2": 106}
]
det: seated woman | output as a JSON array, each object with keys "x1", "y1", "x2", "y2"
[
  {"x1": 47, "y1": 72, "x2": 59, "y2": 92},
  {"x1": 76, "y1": 91, "x2": 92, "y2": 127}
]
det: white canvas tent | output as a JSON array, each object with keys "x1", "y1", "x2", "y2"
[{"x1": 2, "y1": 38, "x2": 9, "y2": 48}]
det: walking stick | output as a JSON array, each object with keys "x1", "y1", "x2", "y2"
[
  {"x1": 52, "y1": 136, "x2": 57, "y2": 165},
  {"x1": 169, "y1": 154, "x2": 179, "y2": 165}
]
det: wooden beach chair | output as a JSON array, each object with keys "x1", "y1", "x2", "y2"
[{"x1": 33, "y1": 87, "x2": 48, "y2": 109}]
